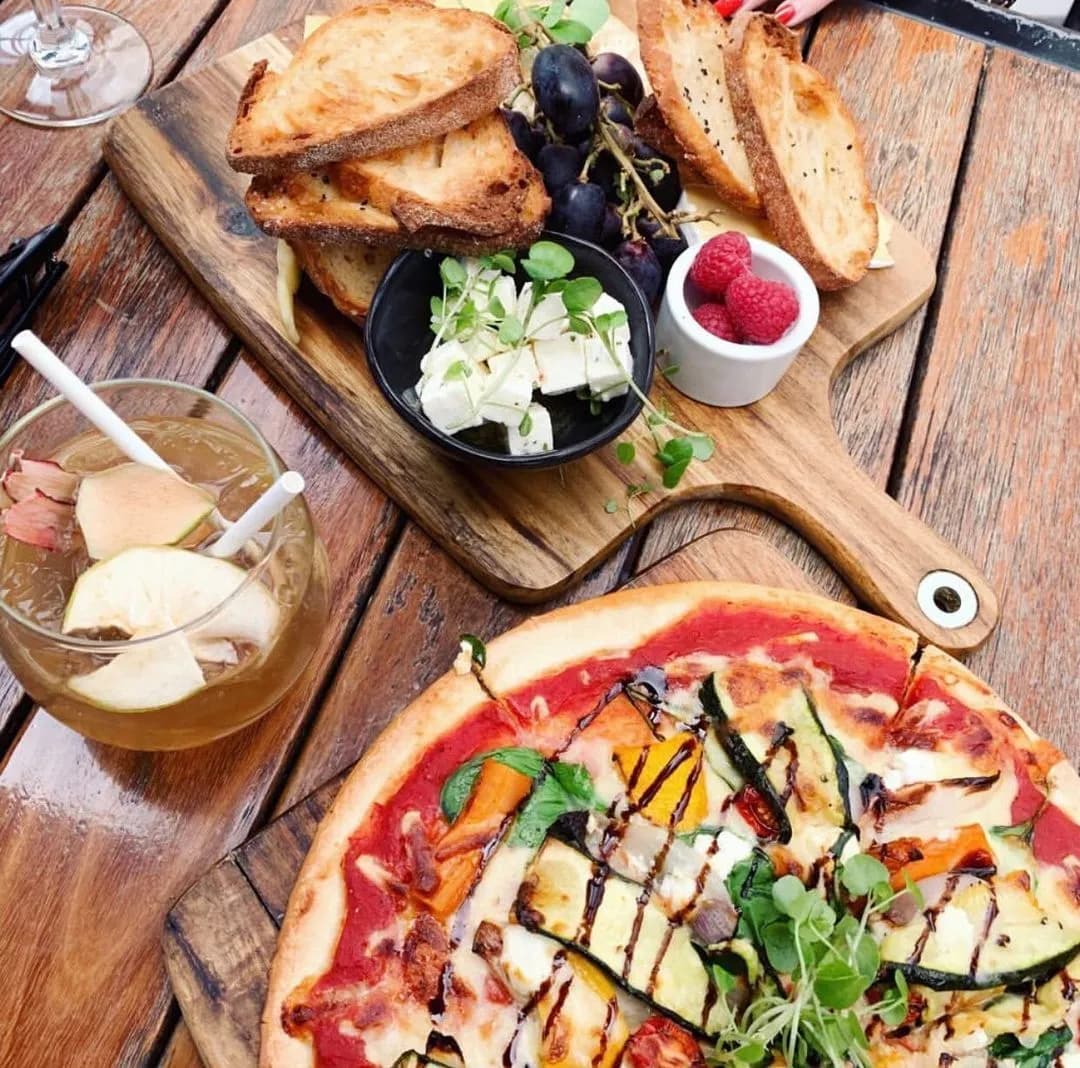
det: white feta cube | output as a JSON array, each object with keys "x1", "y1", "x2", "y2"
[
  {"x1": 479, "y1": 349, "x2": 536, "y2": 426},
  {"x1": 508, "y1": 404, "x2": 553, "y2": 456},
  {"x1": 592, "y1": 292, "x2": 631, "y2": 344},
  {"x1": 533, "y1": 337, "x2": 588, "y2": 396},
  {"x1": 419, "y1": 360, "x2": 488, "y2": 434},
  {"x1": 584, "y1": 335, "x2": 630, "y2": 396},
  {"x1": 528, "y1": 293, "x2": 570, "y2": 340},
  {"x1": 487, "y1": 274, "x2": 518, "y2": 319},
  {"x1": 419, "y1": 339, "x2": 470, "y2": 377},
  {"x1": 461, "y1": 329, "x2": 501, "y2": 365}
]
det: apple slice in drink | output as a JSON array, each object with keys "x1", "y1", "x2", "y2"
[
  {"x1": 75, "y1": 462, "x2": 216, "y2": 560},
  {"x1": 62, "y1": 546, "x2": 280, "y2": 712},
  {"x1": 68, "y1": 634, "x2": 207, "y2": 712}
]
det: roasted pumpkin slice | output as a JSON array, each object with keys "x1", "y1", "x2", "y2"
[
  {"x1": 878, "y1": 872, "x2": 1080, "y2": 990},
  {"x1": 515, "y1": 839, "x2": 727, "y2": 1034},
  {"x1": 613, "y1": 732, "x2": 708, "y2": 832},
  {"x1": 701, "y1": 674, "x2": 850, "y2": 856}
]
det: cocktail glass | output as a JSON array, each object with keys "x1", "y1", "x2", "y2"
[
  {"x1": 0, "y1": 379, "x2": 330, "y2": 750},
  {"x1": 0, "y1": 1, "x2": 152, "y2": 127}
]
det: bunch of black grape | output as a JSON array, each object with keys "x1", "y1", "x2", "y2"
[{"x1": 501, "y1": 44, "x2": 688, "y2": 305}]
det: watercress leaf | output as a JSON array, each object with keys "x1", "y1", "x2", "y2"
[
  {"x1": 735, "y1": 1040, "x2": 767, "y2": 1063},
  {"x1": 568, "y1": 314, "x2": 591, "y2": 335},
  {"x1": 772, "y1": 874, "x2": 808, "y2": 918},
  {"x1": 661, "y1": 363, "x2": 680, "y2": 377},
  {"x1": 590, "y1": 398, "x2": 603, "y2": 416},
  {"x1": 814, "y1": 957, "x2": 869, "y2": 1009},
  {"x1": 604, "y1": 498, "x2": 619, "y2": 513},
  {"x1": 568, "y1": 0, "x2": 609, "y2": 32},
  {"x1": 488, "y1": 296, "x2": 506, "y2": 319},
  {"x1": 657, "y1": 436, "x2": 695, "y2": 466},
  {"x1": 661, "y1": 456, "x2": 691, "y2": 489},
  {"x1": 547, "y1": 17, "x2": 593, "y2": 43},
  {"x1": 460, "y1": 632, "x2": 486, "y2": 667},
  {"x1": 439, "y1": 746, "x2": 545, "y2": 821},
  {"x1": 430, "y1": 295, "x2": 445, "y2": 319},
  {"x1": 689, "y1": 433, "x2": 715, "y2": 461},
  {"x1": 615, "y1": 441, "x2": 635, "y2": 464},
  {"x1": 522, "y1": 240, "x2": 575, "y2": 281},
  {"x1": 499, "y1": 315, "x2": 525, "y2": 345},
  {"x1": 903, "y1": 872, "x2": 925, "y2": 910},
  {"x1": 762, "y1": 918, "x2": 798, "y2": 974},
  {"x1": 839, "y1": 853, "x2": 891, "y2": 897},
  {"x1": 444, "y1": 359, "x2": 472, "y2": 381},
  {"x1": 440, "y1": 256, "x2": 467, "y2": 290},
  {"x1": 594, "y1": 309, "x2": 628, "y2": 334},
  {"x1": 518, "y1": 410, "x2": 533, "y2": 436},
  {"x1": 490, "y1": 251, "x2": 517, "y2": 273},
  {"x1": 561, "y1": 276, "x2": 603, "y2": 314},
  {"x1": 541, "y1": 0, "x2": 566, "y2": 25},
  {"x1": 709, "y1": 962, "x2": 737, "y2": 994},
  {"x1": 646, "y1": 411, "x2": 665, "y2": 427}
]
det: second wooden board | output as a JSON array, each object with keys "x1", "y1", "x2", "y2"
[{"x1": 103, "y1": 22, "x2": 997, "y2": 652}]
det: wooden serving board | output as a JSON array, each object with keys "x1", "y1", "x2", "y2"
[
  {"x1": 103, "y1": 21, "x2": 997, "y2": 653},
  {"x1": 162, "y1": 529, "x2": 822, "y2": 1068}
]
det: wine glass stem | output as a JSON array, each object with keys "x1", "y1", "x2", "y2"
[{"x1": 29, "y1": 0, "x2": 93, "y2": 71}]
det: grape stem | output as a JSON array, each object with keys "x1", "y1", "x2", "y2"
[{"x1": 597, "y1": 119, "x2": 679, "y2": 239}]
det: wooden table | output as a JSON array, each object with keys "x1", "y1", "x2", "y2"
[{"x1": 0, "y1": 1, "x2": 1076, "y2": 1065}]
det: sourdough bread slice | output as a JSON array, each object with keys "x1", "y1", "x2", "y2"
[
  {"x1": 332, "y1": 112, "x2": 538, "y2": 236},
  {"x1": 292, "y1": 241, "x2": 396, "y2": 323},
  {"x1": 227, "y1": 1, "x2": 520, "y2": 174},
  {"x1": 248, "y1": 169, "x2": 549, "y2": 255},
  {"x1": 725, "y1": 12, "x2": 877, "y2": 290},
  {"x1": 638, "y1": 0, "x2": 761, "y2": 215}
]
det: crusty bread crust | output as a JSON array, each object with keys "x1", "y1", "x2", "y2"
[
  {"x1": 226, "y1": 2, "x2": 521, "y2": 175},
  {"x1": 331, "y1": 112, "x2": 540, "y2": 237},
  {"x1": 725, "y1": 12, "x2": 877, "y2": 290},
  {"x1": 633, "y1": 94, "x2": 707, "y2": 185},
  {"x1": 292, "y1": 241, "x2": 396, "y2": 323},
  {"x1": 638, "y1": 0, "x2": 761, "y2": 215},
  {"x1": 246, "y1": 169, "x2": 549, "y2": 255}
]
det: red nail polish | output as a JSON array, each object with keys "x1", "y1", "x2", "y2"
[
  {"x1": 776, "y1": 6, "x2": 795, "y2": 22},
  {"x1": 713, "y1": 0, "x2": 742, "y2": 16}
]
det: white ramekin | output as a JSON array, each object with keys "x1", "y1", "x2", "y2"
[{"x1": 655, "y1": 236, "x2": 820, "y2": 408}]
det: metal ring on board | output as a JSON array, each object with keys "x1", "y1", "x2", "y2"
[{"x1": 917, "y1": 570, "x2": 979, "y2": 629}]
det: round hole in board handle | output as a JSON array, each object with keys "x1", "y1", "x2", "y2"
[{"x1": 917, "y1": 570, "x2": 979, "y2": 629}]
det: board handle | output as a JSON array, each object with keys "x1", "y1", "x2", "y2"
[{"x1": 737, "y1": 438, "x2": 998, "y2": 652}]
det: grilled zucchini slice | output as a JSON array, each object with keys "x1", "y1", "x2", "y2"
[
  {"x1": 701, "y1": 675, "x2": 850, "y2": 854},
  {"x1": 878, "y1": 874, "x2": 1080, "y2": 990},
  {"x1": 515, "y1": 839, "x2": 726, "y2": 1034}
]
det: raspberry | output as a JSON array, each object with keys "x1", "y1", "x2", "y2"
[
  {"x1": 725, "y1": 272, "x2": 799, "y2": 344},
  {"x1": 688, "y1": 232, "x2": 752, "y2": 298},
  {"x1": 692, "y1": 301, "x2": 739, "y2": 342}
]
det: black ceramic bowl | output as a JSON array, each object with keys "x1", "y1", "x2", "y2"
[{"x1": 363, "y1": 231, "x2": 655, "y2": 469}]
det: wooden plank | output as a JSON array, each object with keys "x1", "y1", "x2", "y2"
[
  {"x1": 0, "y1": 356, "x2": 397, "y2": 1067},
  {"x1": 166, "y1": 527, "x2": 827, "y2": 1068},
  {"x1": 163, "y1": 860, "x2": 278, "y2": 1068},
  {"x1": 102, "y1": 24, "x2": 998, "y2": 653},
  {"x1": 892, "y1": 49, "x2": 1080, "y2": 756},
  {"x1": 639, "y1": 6, "x2": 985, "y2": 590},
  {"x1": 0, "y1": 0, "x2": 225, "y2": 245}
]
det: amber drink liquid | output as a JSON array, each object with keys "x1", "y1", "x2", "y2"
[{"x1": 0, "y1": 382, "x2": 329, "y2": 750}]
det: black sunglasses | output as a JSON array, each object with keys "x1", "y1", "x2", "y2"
[{"x1": 1, "y1": 225, "x2": 69, "y2": 387}]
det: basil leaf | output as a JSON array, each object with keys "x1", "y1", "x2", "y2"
[
  {"x1": 439, "y1": 746, "x2": 546, "y2": 822},
  {"x1": 988, "y1": 1025, "x2": 1071, "y2": 1067},
  {"x1": 510, "y1": 761, "x2": 603, "y2": 847}
]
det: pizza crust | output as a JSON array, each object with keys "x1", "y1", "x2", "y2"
[
  {"x1": 260, "y1": 670, "x2": 490, "y2": 1068},
  {"x1": 480, "y1": 580, "x2": 918, "y2": 698}
]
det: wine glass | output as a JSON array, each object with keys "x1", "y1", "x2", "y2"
[{"x1": 0, "y1": 1, "x2": 153, "y2": 127}]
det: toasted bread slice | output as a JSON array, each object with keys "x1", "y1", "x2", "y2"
[
  {"x1": 227, "y1": 1, "x2": 520, "y2": 174},
  {"x1": 633, "y1": 95, "x2": 706, "y2": 184},
  {"x1": 332, "y1": 113, "x2": 537, "y2": 236},
  {"x1": 292, "y1": 241, "x2": 396, "y2": 323},
  {"x1": 638, "y1": 0, "x2": 761, "y2": 215},
  {"x1": 247, "y1": 167, "x2": 549, "y2": 255},
  {"x1": 726, "y1": 13, "x2": 877, "y2": 290}
]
